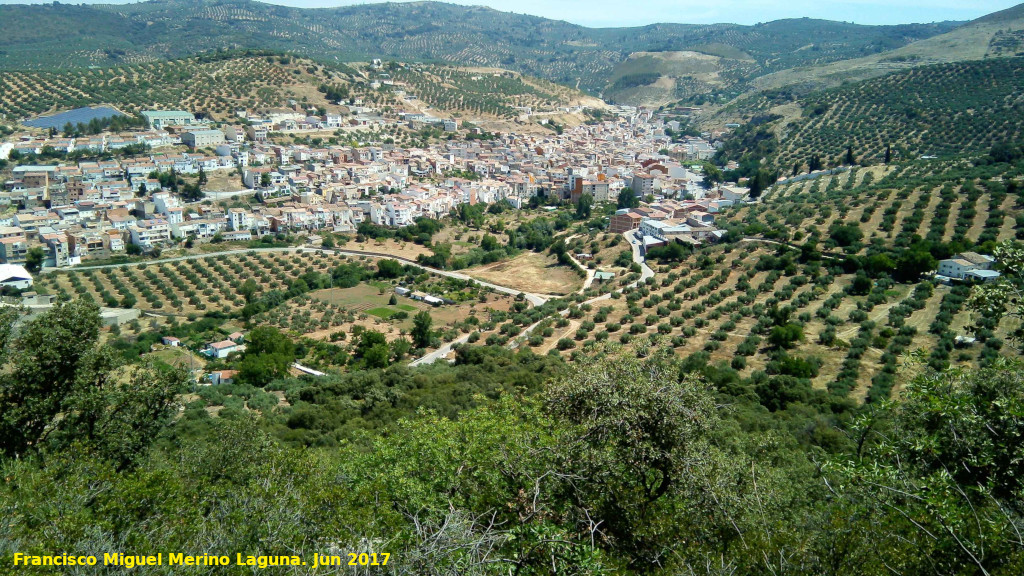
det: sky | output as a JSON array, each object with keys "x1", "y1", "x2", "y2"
[{"x1": 0, "y1": 0, "x2": 1019, "y2": 27}]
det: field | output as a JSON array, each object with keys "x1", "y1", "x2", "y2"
[
  {"x1": 0, "y1": 52, "x2": 595, "y2": 126},
  {"x1": 33, "y1": 249, "x2": 528, "y2": 366},
  {"x1": 253, "y1": 282, "x2": 514, "y2": 345},
  {"x1": 34, "y1": 250, "x2": 344, "y2": 316},
  {"x1": 0, "y1": 54, "x2": 310, "y2": 120},
  {"x1": 715, "y1": 57, "x2": 1024, "y2": 170},
  {"x1": 387, "y1": 65, "x2": 590, "y2": 118},
  {"x1": 467, "y1": 251, "x2": 584, "y2": 295},
  {"x1": 775, "y1": 58, "x2": 1024, "y2": 167}
]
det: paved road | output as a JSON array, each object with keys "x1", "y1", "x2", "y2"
[
  {"x1": 409, "y1": 332, "x2": 472, "y2": 367},
  {"x1": 624, "y1": 231, "x2": 656, "y2": 283}
]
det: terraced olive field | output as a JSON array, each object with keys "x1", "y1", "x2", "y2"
[
  {"x1": 720, "y1": 57, "x2": 1024, "y2": 170},
  {"x1": 387, "y1": 65, "x2": 587, "y2": 118},
  {"x1": 33, "y1": 250, "x2": 545, "y2": 356},
  {"x1": 0, "y1": 54, "x2": 311, "y2": 120},
  {"x1": 0, "y1": 52, "x2": 593, "y2": 125}
]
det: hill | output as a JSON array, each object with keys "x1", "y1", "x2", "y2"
[
  {"x1": 712, "y1": 57, "x2": 1024, "y2": 171},
  {"x1": 0, "y1": 52, "x2": 598, "y2": 124},
  {"x1": 0, "y1": 0, "x2": 960, "y2": 100},
  {"x1": 600, "y1": 17, "x2": 961, "y2": 105},
  {"x1": 746, "y1": 2, "x2": 1024, "y2": 96}
]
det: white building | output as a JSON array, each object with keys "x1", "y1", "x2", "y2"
[
  {"x1": 937, "y1": 252, "x2": 997, "y2": 280},
  {"x1": 141, "y1": 110, "x2": 196, "y2": 129},
  {"x1": 181, "y1": 130, "x2": 226, "y2": 150},
  {"x1": 129, "y1": 219, "x2": 171, "y2": 248},
  {"x1": 0, "y1": 263, "x2": 32, "y2": 290}
]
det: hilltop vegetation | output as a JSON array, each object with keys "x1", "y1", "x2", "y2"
[
  {"x1": 0, "y1": 0, "x2": 958, "y2": 101},
  {"x1": 737, "y1": 1, "x2": 1024, "y2": 101}
]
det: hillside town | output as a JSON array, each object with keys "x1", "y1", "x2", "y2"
[{"x1": 0, "y1": 104, "x2": 738, "y2": 273}]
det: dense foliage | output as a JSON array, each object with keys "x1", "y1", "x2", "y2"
[{"x1": 2, "y1": 308, "x2": 1022, "y2": 574}]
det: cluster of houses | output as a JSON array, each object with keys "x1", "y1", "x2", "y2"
[
  {"x1": 609, "y1": 197, "x2": 728, "y2": 248},
  {"x1": 1, "y1": 101, "x2": 741, "y2": 269}
]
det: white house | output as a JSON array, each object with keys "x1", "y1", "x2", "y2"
[
  {"x1": 937, "y1": 252, "x2": 998, "y2": 281},
  {"x1": 0, "y1": 263, "x2": 32, "y2": 290},
  {"x1": 204, "y1": 340, "x2": 244, "y2": 359}
]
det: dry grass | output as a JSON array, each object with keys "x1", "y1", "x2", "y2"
[{"x1": 467, "y1": 252, "x2": 583, "y2": 295}]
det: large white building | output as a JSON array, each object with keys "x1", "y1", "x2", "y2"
[
  {"x1": 181, "y1": 130, "x2": 226, "y2": 150},
  {"x1": 937, "y1": 252, "x2": 998, "y2": 281},
  {"x1": 0, "y1": 263, "x2": 33, "y2": 290},
  {"x1": 141, "y1": 110, "x2": 196, "y2": 129}
]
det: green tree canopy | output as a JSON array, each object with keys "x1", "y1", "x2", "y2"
[
  {"x1": 411, "y1": 311, "x2": 433, "y2": 349},
  {"x1": 0, "y1": 300, "x2": 185, "y2": 467}
]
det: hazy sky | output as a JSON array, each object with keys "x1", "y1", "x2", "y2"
[{"x1": 0, "y1": 0, "x2": 1019, "y2": 27}]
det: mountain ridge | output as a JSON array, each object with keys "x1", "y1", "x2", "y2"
[{"x1": 0, "y1": 0, "x2": 965, "y2": 100}]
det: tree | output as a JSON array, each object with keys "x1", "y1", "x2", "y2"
[
  {"x1": 844, "y1": 145, "x2": 856, "y2": 166},
  {"x1": 355, "y1": 330, "x2": 389, "y2": 366},
  {"x1": 0, "y1": 300, "x2": 185, "y2": 467},
  {"x1": 454, "y1": 203, "x2": 486, "y2": 229},
  {"x1": 197, "y1": 166, "x2": 208, "y2": 185},
  {"x1": 748, "y1": 169, "x2": 777, "y2": 199},
  {"x1": 884, "y1": 143, "x2": 892, "y2": 164},
  {"x1": 545, "y1": 356, "x2": 719, "y2": 569},
  {"x1": 239, "y1": 326, "x2": 296, "y2": 386},
  {"x1": 701, "y1": 163, "x2": 723, "y2": 188},
  {"x1": 808, "y1": 154, "x2": 823, "y2": 172},
  {"x1": 479, "y1": 234, "x2": 499, "y2": 251},
  {"x1": 768, "y1": 323, "x2": 804, "y2": 349},
  {"x1": 363, "y1": 343, "x2": 390, "y2": 369},
  {"x1": 240, "y1": 279, "x2": 258, "y2": 303},
  {"x1": 850, "y1": 273, "x2": 873, "y2": 295},
  {"x1": 969, "y1": 240, "x2": 1024, "y2": 349},
  {"x1": 388, "y1": 293, "x2": 398, "y2": 305},
  {"x1": 617, "y1": 187, "x2": 639, "y2": 209},
  {"x1": 829, "y1": 363, "x2": 1024, "y2": 574},
  {"x1": 181, "y1": 183, "x2": 204, "y2": 202},
  {"x1": 25, "y1": 246, "x2": 45, "y2": 273},
  {"x1": 411, "y1": 311, "x2": 433, "y2": 349},
  {"x1": 575, "y1": 193, "x2": 594, "y2": 220},
  {"x1": 260, "y1": 172, "x2": 271, "y2": 187},
  {"x1": 377, "y1": 258, "x2": 404, "y2": 279},
  {"x1": 830, "y1": 223, "x2": 864, "y2": 247},
  {"x1": 893, "y1": 250, "x2": 937, "y2": 282}
]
